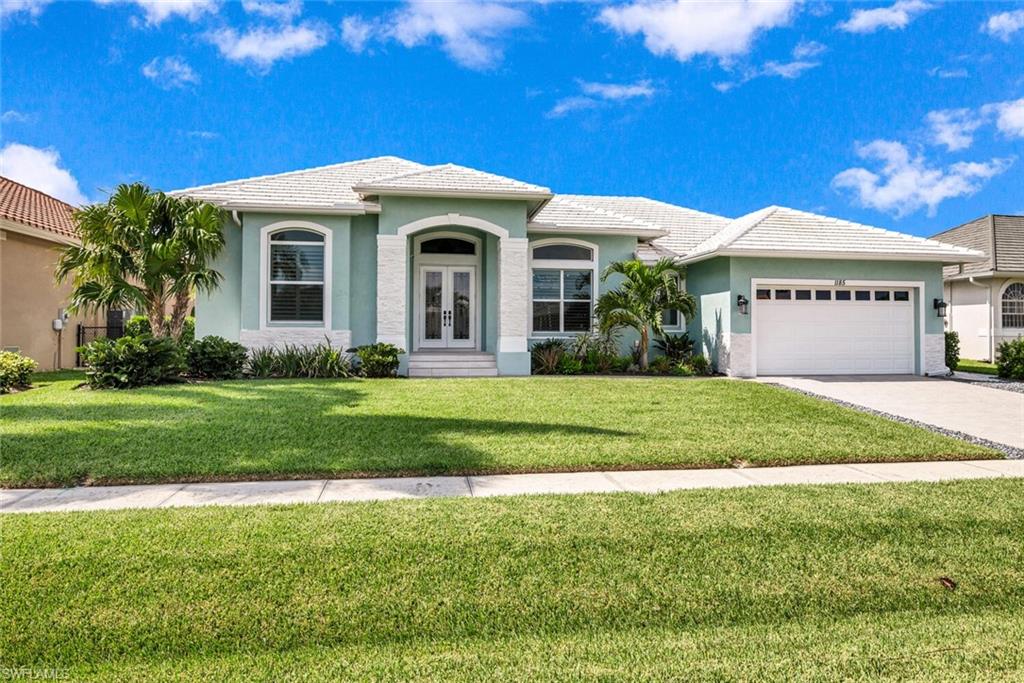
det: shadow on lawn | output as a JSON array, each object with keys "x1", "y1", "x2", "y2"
[{"x1": 3, "y1": 379, "x2": 634, "y2": 486}]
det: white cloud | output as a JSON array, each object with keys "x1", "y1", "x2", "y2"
[
  {"x1": 547, "y1": 78, "x2": 656, "y2": 118},
  {"x1": 546, "y1": 96, "x2": 602, "y2": 118},
  {"x1": 760, "y1": 60, "x2": 818, "y2": 79},
  {"x1": 982, "y1": 98, "x2": 1024, "y2": 139},
  {"x1": 792, "y1": 39, "x2": 826, "y2": 59},
  {"x1": 141, "y1": 56, "x2": 200, "y2": 89},
  {"x1": 714, "y1": 40, "x2": 823, "y2": 92},
  {"x1": 831, "y1": 140, "x2": 1013, "y2": 217},
  {"x1": 241, "y1": 0, "x2": 302, "y2": 23},
  {"x1": 981, "y1": 9, "x2": 1024, "y2": 41},
  {"x1": 342, "y1": 0, "x2": 530, "y2": 70},
  {"x1": 1, "y1": 110, "x2": 31, "y2": 124},
  {"x1": 926, "y1": 108, "x2": 983, "y2": 151},
  {"x1": 94, "y1": 0, "x2": 220, "y2": 26},
  {"x1": 837, "y1": 0, "x2": 933, "y2": 34},
  {"x1": 0, "y1": 143, "x2": 89, "y2": 205},
  {"x1": 0, "y1": 0, "x2": 53, "y2": 20},
  {"x1": 185, "y1": 130, "x2": 219, "y2": 140},
  {"x1": 340, "y1": 15, "x2": 375, "y2": 53},
  {"x1": 598, "y1": 0, "x2": 798, "y2": 63},
  {"x1": 208, "y1": 21, "x2": 329, "y2": 70},
  {"x1": 579, "y1": 79, "x2": 655, "y2": 100},
  {"x1": 926, "y1": 66, "x2": 968, "y2": 79}
]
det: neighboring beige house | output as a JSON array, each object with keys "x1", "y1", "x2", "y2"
[
  {"x1": 0, "y1": 176, "x2": 104, "y2": 370},
  {"x1": 932, "y1": 214, "x2": 1024, "y2": 362}
]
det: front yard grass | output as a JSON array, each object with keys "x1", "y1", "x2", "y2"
[
  {"x1": 959, "y1": 359, "x2": 999, "y2": 376},
  {"x1": 2, "y1": 479, "x2": 1023, "y2": 680},
  {"x1": 1, "y1": 373, "x2": 997, "y2": 487}
]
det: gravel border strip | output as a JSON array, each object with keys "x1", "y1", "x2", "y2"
[
  {"x1": 768, "y1": 383, "x2": 1024, "y2": 460},
  {"x1": 943, "y1": 375, "x2": 1024, "y2": 395}
]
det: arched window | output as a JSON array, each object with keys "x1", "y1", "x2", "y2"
[
  {"x1": 1003, "y1": 282, "x2": 1024, "y2": 329},
  {"x1": 530, "y1": 240, "x2": 598, "y2": 335},
  {"x1": 269, "y1": 228, "x2": 326, "y2": 323},
  {"x1": 420, "y1": 237, "x2": 476, "y2": 255}
]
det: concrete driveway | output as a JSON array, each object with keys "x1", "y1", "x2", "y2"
[{"x1": 766, "y1": 376, "x2": 1024, "y2": 450}]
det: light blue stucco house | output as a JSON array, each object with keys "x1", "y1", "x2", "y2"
[{"x1": 176, "y1": 156, "x2": 985, "y2": 377}]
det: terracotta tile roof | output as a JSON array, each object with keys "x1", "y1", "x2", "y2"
[{"x1": 0, "y1": 176, "x2": 78, "y2": 240}]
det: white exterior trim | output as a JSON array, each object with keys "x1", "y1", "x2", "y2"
[
  {"x1": 749, "y1": 278, "x2": 927, "y2": 377},
  {"x1": 356, "y1": 188, "x2": 551, "y2": 202},
  {"x1": 527, "y1": 237, "x2": 599, "y2": 339},
  {"x1": 258, "y1": 220, "x2": 333, "y2": 331},
  {"x1": 396, "y1": 213, "x2": 509, "y2": 240}
]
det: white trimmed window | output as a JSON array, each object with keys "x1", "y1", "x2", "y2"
[
  {"x1": 661, "y1": 274, "x2": 684, "y2": 329},
  {"x1": 1003, "y1": 282, "x2": 1024, "y2": 329},
  {"x1": 268, "y1": 229, "x2": 326, "y2": 323},
  {"x1": 530, "y1": 241, "x2": 597, "y2": 335}
]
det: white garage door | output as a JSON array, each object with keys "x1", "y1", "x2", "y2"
[{"x1": 755, "y1": 285, "x2": 915, "y2": 375}]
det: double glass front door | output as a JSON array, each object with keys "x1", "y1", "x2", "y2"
[{"x1": 419, "y1": 266, "x2": 475, "y2": 349}]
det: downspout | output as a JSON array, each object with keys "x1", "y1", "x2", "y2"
[
  {"x1": 966, "y1": 276, "x2": 993, "y2": 361},
  {"x1": 230, "y1": 210, "x2": 242, "y2": 228}
]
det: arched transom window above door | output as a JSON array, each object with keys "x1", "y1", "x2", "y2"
[
  {"x1": 419, "y1": 236, "x2": 476, "y2": 255},
  {"x1": 529, "y1": 240, "x2": 598, "y2": 336}
]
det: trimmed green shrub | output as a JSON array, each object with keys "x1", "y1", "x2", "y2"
[
  {"x1": 124, "y1": 315, "x2": 196, "y2": 345},
  {"x1": 351, "y1": 343, "x2": 403, "y2": 378},
  {"x1": 612, "y1": 355, "x2": 633, "y2": 373},
  {"x1": 557, "y1": 355, "x2": 583, "y2": 375},
  {"x1": 671, "y1": 361, "x2": 695, "y2": 377},
  {"x1": 0, "y1": 350, "x2": 37, "y2": 393},
  {"x1": 654, "y1": 333, "x2": 694, "y2": 362},
  {"x1": 531, "y1": 339, "x2": 566, "y2": 375},
  {"x1": 688, "y1": 354, "x2": 713, "y2": 376},
  {"x1": 996, "y1": 338, "x2": 1024, "y2": 380},
  {"x1": 78, "y1": 335, "x2": 185, "y2": 389},
  {"x1": 187, "y1": 336, "x2": 248, "y2": 379},
  {"x1": 648, "y1": 355, "x2": 674, "y2": 375},
  {"x1": 944, "y1": 331, "x2": 960, "y2": 373}
]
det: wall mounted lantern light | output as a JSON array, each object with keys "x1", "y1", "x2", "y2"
[
  {"x1": 737, "y1": 294, "x2": 750, "y2": 315},
  {"x1": 933, "y1": 298, "x2": 948, "y2": 318}
]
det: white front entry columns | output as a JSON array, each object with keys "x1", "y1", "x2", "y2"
[
  {"x1": 498, "y1": 237, "x2": 529, "y2": 353},
  {"x1": 376, "y1": 234, "x2": 408, "y2": 348}
]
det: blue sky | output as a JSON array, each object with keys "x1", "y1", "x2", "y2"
[{"x1": 1, "y1": 0, "x2": 1022, "y2": 237}]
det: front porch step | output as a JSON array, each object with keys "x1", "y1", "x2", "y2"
[{"x1": 408, "y1": 352, "x2": 498, "y2": 377}]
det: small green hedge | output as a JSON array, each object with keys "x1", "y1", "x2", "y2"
[
  {"x1": 996, "y1": 338, "x2": 1024, "y2": 380},
  {"x1": 944, "y1": 331, "x2": 960, "y2": 373},
  {"x1": 187, "y1": 336, "x2": 248, "y2": 380},
  {"x1": 78, "y1": 336, "x2": 185, "y2": 389},
  {"x1": 349, "y1": 343, "x2": 403, "y2": 378},
  {"x1": 0, "y1": 350, "x2": 37, "y2": 393},
  {"x1": 124, "y1": 315, "x2": 195, "y2": 345}
]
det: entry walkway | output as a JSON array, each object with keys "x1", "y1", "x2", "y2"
[{"x1": 3, "y1": 459, "x2": 1022, "y2": 514}]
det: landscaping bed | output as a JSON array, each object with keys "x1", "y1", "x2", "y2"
[
  {"x1": 3, "y1": 479, "x2": 1023, "y2": 680},
  {"x1": 1, "y1": 372, "x2": 997, "y2": 488}
]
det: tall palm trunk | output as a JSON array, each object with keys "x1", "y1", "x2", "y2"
[
  {"x1": 146, "y1": 297, "x2": 167, "y2": 339},
  {"x1": 167, "y1": 290, "x2": 192, "y2": 342},
  {"x1": 638, "y1": 327, "x2": 650, "y2": 370}
]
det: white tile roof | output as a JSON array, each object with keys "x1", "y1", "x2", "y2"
[
  {"x1": 531, "y1": 195, "x2": 730, "y2": 245},
  {"x1": 355, "y1": 163, "x2": 551, "y2": 198},
  {"x1": 173, "y1": 156, "x2": 427, "y2": 210},
  {"x1": 635, "y1": 241, "x2": 678, "y2": 263},
  {"x1": 684, "y1": 205, "x2": 988, "y2": 263}
]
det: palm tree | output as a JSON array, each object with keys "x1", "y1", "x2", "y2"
[
  {"x1": 595, "y1": 258, "x2": 696, "y2": 370},
  {"x1": 56, "y1": 183, "x2": 225, "y2": 342}
]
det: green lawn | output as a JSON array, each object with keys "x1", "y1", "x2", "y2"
[
  {"x1": 1, "y1": 373, "x2": 996, "y2": 487},
  {"x1": 3, "y1": 479, "x2": 1023, "y2": 680},
  {"x1": 959, "y1": 359, "x2": 999, "y2": 376}
]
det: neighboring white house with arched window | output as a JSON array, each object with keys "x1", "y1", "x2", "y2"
[{"x1": 933, "y1": 214, "x2": 1024, "y2": 361}]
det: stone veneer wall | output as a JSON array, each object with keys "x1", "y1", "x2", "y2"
[
  {"x1": 239, "y1": 328, "x2": 352, "y2": 350},
  {"x1": 721, "y1": 332, "x2": 753, "y2": 377},
  {"x1": 923, "y1": 333, "x2": 948, "y2": 375}
]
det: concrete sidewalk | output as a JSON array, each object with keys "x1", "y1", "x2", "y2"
[{"x1": 3, "y1": 459, "x2": 1022, "y2": 514}]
